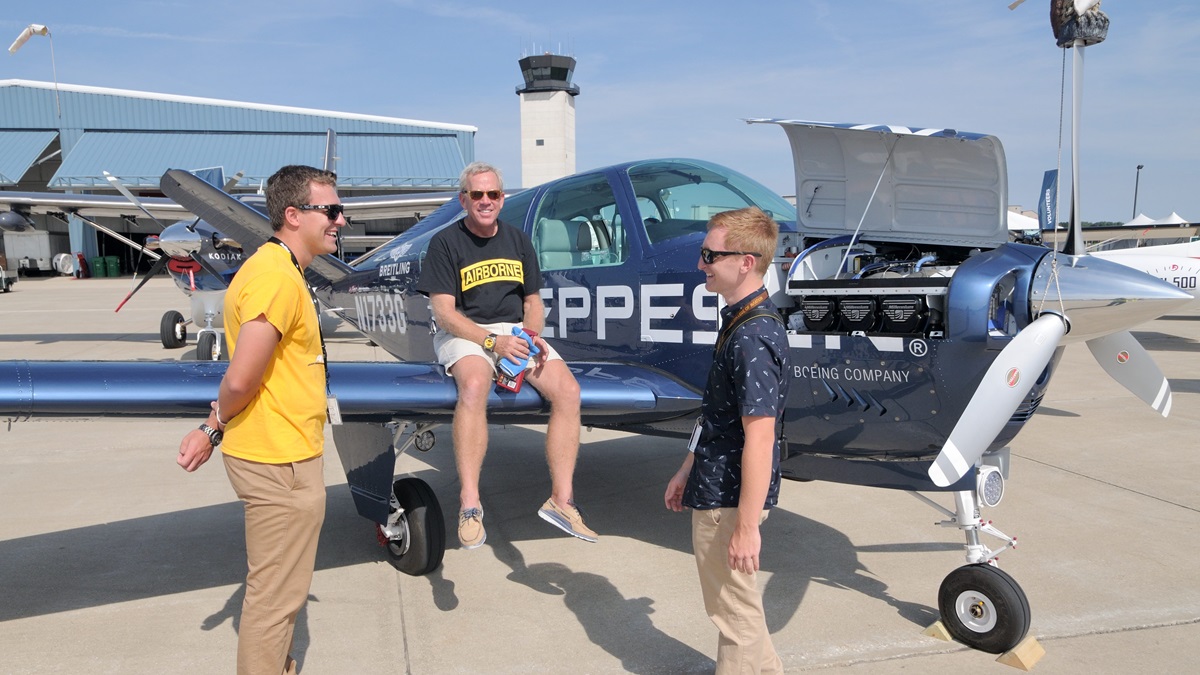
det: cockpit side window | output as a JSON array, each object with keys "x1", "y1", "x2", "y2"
[{"x1": 531, "y1": 173, "x2": 626, "y2": 270}]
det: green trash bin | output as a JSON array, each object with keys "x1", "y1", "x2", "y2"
[
  {"x1": 105, "y1": 256, "x2": 120, "y2": 278},
  {"x1": 90, "y1": 256, "x2": 107, "y2": 278}
]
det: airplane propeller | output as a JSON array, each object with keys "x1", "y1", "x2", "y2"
[
  {"x1": 1085, "y1": 331, "x2": 1172, "y2": 416},
  {"x1": 114, "y1": 254, "x2": 170, "y2": 312},
  {"x1": 223, "y1": 170, "x2": 245, "y2": 192},
  {"x1": 932, "y1": 1, "x2": 1159, "y2": 486},
  {"x1": 102, "y1": 172, "x2": 236, "y2": 311},
  {"x1": 929, "y1": 312, "x2": 1069, "y2": 487}
]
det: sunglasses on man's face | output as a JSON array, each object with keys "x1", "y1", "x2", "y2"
[
  {"x1": 462, "y1": 189, "x2": 503, "y2": 201},
  {"x1": 699, "y1": 247, "x2": 762, "y2": 264},
  {"x1": 296, "y1": 204, "x2": 345, "y2": 220}
]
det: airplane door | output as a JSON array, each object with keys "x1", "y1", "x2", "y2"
[{"x1": 524, "y1": 170, "x2": 643, "y2": 354}]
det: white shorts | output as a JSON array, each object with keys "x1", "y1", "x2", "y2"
[{"x1": 432, "y1": 321, "x2": 562, "y2": 376}]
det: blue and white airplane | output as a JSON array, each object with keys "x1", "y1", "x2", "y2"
[{"x1": 0, "y1": 121, "x2": 1189, "y2": 655}]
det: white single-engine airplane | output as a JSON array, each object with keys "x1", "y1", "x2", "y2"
[{"x1": 0, "y1": 171, "x2": 454, "y2": 359}]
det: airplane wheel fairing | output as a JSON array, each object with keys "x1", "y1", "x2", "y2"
[
  {"x1": 938, "y1": 564, "x2": 1030, "y2": 654},
  {"x1": 160, "y1": 310, "x2": 187, "y2": 349},
  {"x1": 196, "y1": 332, "x2": 218, "y2": 361},
  {"x1": 386, "y1": 478, "x2": 445, "y2": 576}
]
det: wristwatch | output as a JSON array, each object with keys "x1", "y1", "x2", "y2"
[
  {"x1": 199, "y1": 422, "x2": 224, "y2": 447},
  {"x1": 483, "y1": 333, "x2": 497, "y2": 352}
]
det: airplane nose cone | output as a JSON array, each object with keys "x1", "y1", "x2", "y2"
[
  {"x1": 158, "y1": 222, "x2": 204, "y2": 257},
  {"x1": 1031, "y1": 254, "x2": 1193, "y2": 342}
]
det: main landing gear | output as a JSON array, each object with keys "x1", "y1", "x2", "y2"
[
  {"x1": 195, "y1": 330, "x2": 225, "y2": 361},
  {"x1": 375, "y1": 422, "x2": 443, "y2": 575},
  {"x1": 910, "y1": 461, "x2": 1031, "y2": 654},
  {"x1": 377, "y1": 477, "x2": 445, "y2": 575}
]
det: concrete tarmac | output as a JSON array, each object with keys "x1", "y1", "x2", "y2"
[{"x1": 1, "y1": 275, "x2": 1198, "y2": 673}]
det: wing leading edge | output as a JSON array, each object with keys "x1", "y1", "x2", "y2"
[{"x1": 0, "y1": 361, "x2": 700, "y2": 426}]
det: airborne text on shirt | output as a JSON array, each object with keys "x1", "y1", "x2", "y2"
[{"x1": 460, "y1": 258, "x2": 523, "y2": 291}]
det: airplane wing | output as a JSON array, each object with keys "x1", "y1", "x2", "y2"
[
  {"x1": 0, "y1": 191, "x2": 188, "y2": 221},
  {"x1": 341, "y1": 192, "x2": 456, "y2": 221},
  {"x1": 0, "y1": 360, "x2": 701, "y2": 426},
  {"x1": 0, "y1": 185, "x2": 454, "y2": 225}
]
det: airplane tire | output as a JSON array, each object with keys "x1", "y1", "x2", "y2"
[
  {"x1": 385, "y1": 478, "x2": 445, "y2": 576},
  {"x1": 196, "y1": 332, "x2": 218, "y2": 361},
  {"x1": 938, "y1": 563, "x2": 1030, "y2": 654},
  {"x1": 160, "y1": 310, "x2": 187, "y2": 349}
]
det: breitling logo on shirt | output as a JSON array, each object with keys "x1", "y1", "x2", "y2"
[{"x1": 460, "y1": 258, "x2": 524, "y2": 291}]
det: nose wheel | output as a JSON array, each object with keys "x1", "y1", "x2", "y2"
[
  {"x1": 937, "y1": 563, "x2": 1031, "y2": 654},
  {"x1": 160, "y1": 310, "x2": 188, "y2": 349}
]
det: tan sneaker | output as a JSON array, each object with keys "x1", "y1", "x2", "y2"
[
  {"x1": 538, "y1": 498, "x2": 598, "y2": 542},
  {"x1": 458, "y1": 506, "x2": 486, "y2": 549}
]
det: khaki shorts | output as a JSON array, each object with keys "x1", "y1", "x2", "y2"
[{"x1": 433, "y1": 321, "x2": 562, "y2": 376}]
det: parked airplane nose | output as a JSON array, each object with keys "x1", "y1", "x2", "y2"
[
  {"x1": 1032, "y1": 253, "x2": 1193, "y2": 342},
  {"x1": 157, "y1": 221, "x2": 204, "y2": 258}
]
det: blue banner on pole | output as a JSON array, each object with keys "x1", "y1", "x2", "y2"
[{"x1": 1038, "y1": 170, "x2": 1058, "y2": 231}]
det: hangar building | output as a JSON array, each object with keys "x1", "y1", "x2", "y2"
[{"x1": 0, "y1": 79, "x2": 475, "y2": 273}]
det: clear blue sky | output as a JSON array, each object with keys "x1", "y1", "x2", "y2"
[{"x1": 4, "y1": 1, "x2": 1197, "y2": 223}]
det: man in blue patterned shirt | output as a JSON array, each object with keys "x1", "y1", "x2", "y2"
[{"x1": 665, "y1": 206, "x2": 790, "y2": 674}]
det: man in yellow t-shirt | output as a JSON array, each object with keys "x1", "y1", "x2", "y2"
[{"x1": 177, "y1": 164, "x2": 346, "y2": 675}]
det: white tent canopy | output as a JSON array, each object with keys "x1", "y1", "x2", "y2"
[
  {"x1": 1007, "y1": 210, "x2": 1040, "y2": 231},
  {"x1": 1153, "y1": 212, "x2": 1189, "y2": 225},
  {"x1": 1123, "y1": 213, "x2": 1156, "y2": 227},
  {"x1": 1124, "y1": 212, "x2": 1191, "y2": 227}
]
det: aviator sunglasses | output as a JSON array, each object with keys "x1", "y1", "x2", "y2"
[
  {"x1": 699, "y1": 247, "x2": 762, "y2": 264},
  {"x1": 462, "y1": 189, "x2": 504, "y2": 201},
  {"x1": 297, "y1": 204, "x2": 345, "y2": 220}
]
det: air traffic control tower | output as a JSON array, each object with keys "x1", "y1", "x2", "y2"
[{"x1": 516, "y1": 53, "x2": 579, "y2": 188}]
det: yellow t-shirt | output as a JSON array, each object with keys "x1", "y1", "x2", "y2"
[{"x1": 221, "y1": 243, "x2": 326, "y2": 464}]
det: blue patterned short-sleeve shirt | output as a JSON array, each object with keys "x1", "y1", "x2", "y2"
[{"x1": 683, "y1": 288, "x2": 791, "y2": 510}]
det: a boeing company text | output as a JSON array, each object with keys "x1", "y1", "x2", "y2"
[{"x1": 794, "y1": 364, "x2": 912, "y2": 383}]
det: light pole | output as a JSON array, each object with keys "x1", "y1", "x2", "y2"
[{"x1": 1132, "y1": 164, "x2": 1144, "y2": 220}]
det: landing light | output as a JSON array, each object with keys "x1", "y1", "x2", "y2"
[{"x1": 977, "y1": 465, "x2": 1005, "y2": 508}]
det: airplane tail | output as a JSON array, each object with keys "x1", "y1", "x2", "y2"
[{"x1": 159, "y1": 169, "x2": 351, "y2": 286}]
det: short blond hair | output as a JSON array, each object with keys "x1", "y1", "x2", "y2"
[
  {"x1": 459, "y1": 161, "x2": 504, "y2": 192},
  {"x1": 707, "y1": 207, "x2": 777, "y2": 276}
]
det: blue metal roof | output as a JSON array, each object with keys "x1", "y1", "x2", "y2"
[
  {"x1": 0, "y1": 130, "x2": 57, "y2": 185},
  {"x1": 51, "y1": 131, "x2": 466, "y2": 190},
  {"x1": 1, "y1": 80, "x2": 475, "y2": 191}
]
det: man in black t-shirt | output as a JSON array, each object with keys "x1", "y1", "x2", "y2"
[{"x1": 416, "y1": 162, "x2": 597, "y2": 550}]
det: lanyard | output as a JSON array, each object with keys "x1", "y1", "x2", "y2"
[
  {"x1": 715, "y1": 289, "x2": 770, "y2": 355},
  {"x1": 269, "y1": 237, "x2": 330, "y2": 392}
]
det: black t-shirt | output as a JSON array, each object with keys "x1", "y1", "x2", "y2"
[{"x1": 416, "y1": 218, "x2": 541, "y2": 324}]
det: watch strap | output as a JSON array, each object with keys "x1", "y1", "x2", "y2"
[{"x1": 199, "y1": 422, "x2": 223, "y2": 446}]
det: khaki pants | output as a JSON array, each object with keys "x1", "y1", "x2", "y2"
[
  {"x1": 692, "y1": 508, "x2": 783, "y2": 674},
  {"x1": 224, "y1": 454, "x2": 326, "y2": 675}
]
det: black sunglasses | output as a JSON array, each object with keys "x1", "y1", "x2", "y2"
[
  {"x1": 297, "y1": 204, "x2": 345, "y2": 220},
  {"x1": 699, "y1": 247, "x2": 762, "y2": 264},
  {"x1": 462, "y1": 189, "x2": 503, "y2": 201}
]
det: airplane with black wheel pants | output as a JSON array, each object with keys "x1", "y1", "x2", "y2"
[
  {"x1": 0, "y1": 166, "x2": 454, "y2": 360},
  {"x1": 0, "y1": 120, "x2": 1190, "y2": 657}
]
